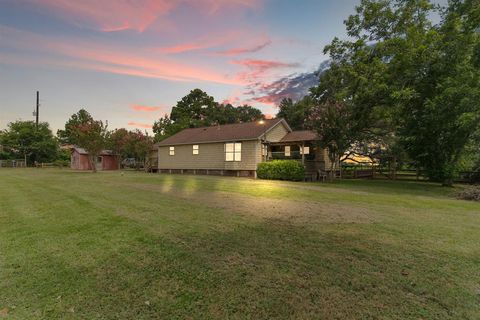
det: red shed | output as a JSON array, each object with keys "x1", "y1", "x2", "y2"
[{"x1": 70, "y1": 147, "x2": 119, "y2": 171}]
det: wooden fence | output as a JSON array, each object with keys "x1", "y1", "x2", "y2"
[
  {"x1": 0, "y1": 159, "x2": 26, "y2": 168},
  {"x1": 340, "y1": 166, "x2": 478, "y2": 183}
]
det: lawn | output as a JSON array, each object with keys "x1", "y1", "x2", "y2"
[{"x1": 0, "y1": 169, "x2": 479, "y2": 319}]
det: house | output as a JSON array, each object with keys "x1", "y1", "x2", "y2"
[
  {"x1": 153, "y1": 118, "x2": 334, "y2": 178},
  {"x1": 70, "y1": 147, "x2": 119, "y2": 171}
]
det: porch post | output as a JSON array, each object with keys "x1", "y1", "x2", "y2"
[{"x1": 301, "y1": 142, "x2": 305, "y2": 165}]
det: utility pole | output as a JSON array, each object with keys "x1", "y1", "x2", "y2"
[{"x1": 35, "y1": 91, "x2": 39, "y2": 127}]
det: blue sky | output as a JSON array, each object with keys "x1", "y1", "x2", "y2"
[{"x1": 0, "y1": 0, "x2": 382, "y2": 133}]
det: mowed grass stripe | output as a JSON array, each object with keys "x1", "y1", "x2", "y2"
[{"x1": 0, "y1": 169, "x2": 479, "y2": 319}]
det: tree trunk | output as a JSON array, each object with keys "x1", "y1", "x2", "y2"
[
  {"x1": 89, "y1": 155, "x2": 97, "y2": 173},
  {"x1": 329, "y1": 152, "x2": 337, "y2": 181}
]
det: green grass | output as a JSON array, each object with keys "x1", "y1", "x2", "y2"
[{"x1": 0, "y1": 169, "x2": 479, "y2": 319}]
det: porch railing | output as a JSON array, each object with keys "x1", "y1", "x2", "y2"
[{"x1": 269, "y1": 151, "x2": 315, "y2": 161}]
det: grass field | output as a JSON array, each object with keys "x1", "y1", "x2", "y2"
[{"x1": 0, "y1": 169, "x2": 479, "y2": 319}]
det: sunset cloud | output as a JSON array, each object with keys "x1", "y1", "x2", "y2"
[
  {"x1": 31, "y1": 0, "x2": 261, "y2": 33},
  {"x1": 127, "y1": 121, "x2": 153, "y2": 129},
  {"x1": 216, "y1": 39, "x2": 271, "y2": 56},
  {"x1": 0, "y1": 26, "x2": 244, "y2": 85},
  {"x1": 233, "y1": 59, "x2": 300, "y2": 84},
  {"x1": 130, "y1": 104, "x2": 168, "y2": 112}
]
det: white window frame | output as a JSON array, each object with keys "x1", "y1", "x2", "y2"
[
  {"x1": 301, "y1": 146, "x2": 310, "y2": 155},
  {"x1": 225, "y1": 142, "x2": 242, "y2": 162},
  {"x1": 169, "y1": 146, "x2": 175, "y2": 156},
  {"x1": 192, "y1": 145, "x2": 199, "y2": 155},
  {"x1": 285, "y1": 146, "x2": 291, "y2": 157}
]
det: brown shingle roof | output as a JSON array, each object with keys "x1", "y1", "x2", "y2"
[
  {"x1": 280, "y1": 130, "x2": 318, "y2": 142},
  {"x1": 157, "y1": 118, "x2": 288, "y2": 146}
]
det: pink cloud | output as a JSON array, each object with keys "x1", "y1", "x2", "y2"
[
  {"x1": 216, "y1": 40, "x2": 271, "y2": 56},
  {"x1": 130, "y1": 104, "x2": 168, "y2": 112},
  {"x1": 32, "y1": 0, "x2": 261, "y2": 33},
  {"x1": 0, "y1": 26, "x2": 244, "y2": 85},
  {"x1": 158, "y1": 43, "x2": 211, "y2": 54},
  {"x1": 232, "y1": 59, "x2": 300, "y2": 83},
  {"x1": 232, "y1": 59, "x2": 299, "y2": 70},
  {"x1": 127, "y1": 121, "x2": 153, "y2": 129},
  {"x1": 33, "y1": 0, "x2": 175, "y2": 32}
]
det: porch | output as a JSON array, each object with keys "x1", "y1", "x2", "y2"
[{"x1": 262, "y1": 130, "x2": 331, "y2": 180}]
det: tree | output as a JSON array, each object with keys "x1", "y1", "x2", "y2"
[
  {"x1": 310, "y1": 0, "x2": 480, "y2": 185},
  {"x1": 57, "y1": 109, "x2": 93, "y2": 145},
  {"x1": 277, "y1": 96, "x2": 314, "y2": 130},
  {"x1": 128, "y1": 130, "x2": 153, "y2": 171},
  {"x1": 72, "y1": 118, "x2": 108, "y2": 172},
  {"x1": 107, "y1": 128, "x2": 130, "y2": 168},
  {"x1": 153, "y1": 89, "x2": 264, "y2": 141},
  {"x1": 310, "y1": 100, "x2": 355, "y2": 179},
  {"x1": 398, "y1": 0, "x2": 480, "y2": 185},
  {"x1": 170, "y1": 89, "x2": 217, "y2": 127},
  {"x1": 0, "y1": 121, "x2": 58, "y2": 165}
]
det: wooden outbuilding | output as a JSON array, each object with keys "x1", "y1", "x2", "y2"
[{"x1": 70, "y1": 147, "x2": 119, "y2": 171}]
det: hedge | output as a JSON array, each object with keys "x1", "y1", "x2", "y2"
[{"x1": 257, "y1": 160, "x2": 305, "y2": 181}]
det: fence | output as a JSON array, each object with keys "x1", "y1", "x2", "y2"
[
  {"x1": 0, "y1": 159, "x2": 26, "y2": 168},
  {"x1": 340, "y1": 165, "x2": 479, "y2": 183}
]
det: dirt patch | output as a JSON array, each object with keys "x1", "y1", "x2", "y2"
[{"x1": 121, "y1": 182, "x2": 375, "y2": 225}]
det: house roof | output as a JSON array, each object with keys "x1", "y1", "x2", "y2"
[
  {"x1": 71, "y1": 147, "x2": 116, "y2": 156},
  {"x1": 156, "y1": 118, "x2": 290, "y2": 146},
  {"x1": 280, "y1": 130, "x2": 318, "y2": 142}
]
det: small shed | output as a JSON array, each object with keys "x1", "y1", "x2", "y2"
[{"x1": 70, "y1": 147, "x2": 119, "y2": 171}]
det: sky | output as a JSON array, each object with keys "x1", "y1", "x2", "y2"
[{"x1": 0, "y1": 0, "x2": 364, "y2": 133}]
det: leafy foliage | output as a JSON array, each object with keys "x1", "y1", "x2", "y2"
[
  {"x1": 0, "y1": 121, "x2": 58, "y2": 164},
  {"x1": 257, "y1": 160, "x2": 305, "y2": 181},
  {"x1": 71, "y1": 117, "x2": 108, "y2": 172},
  {"x1": 153, "y1": 89, "x2": 263, "y2": 141},
  {"x1": 309, "y1": 0, "x2": 480, "y2": 185},
  {"x1": 107, "y1": 128, "x2": 153, "y2": 170},
  {"x1": 57, "y1": 109, "x2": 93, "y2": 145},
  {"x1": 277, "y1": 96, "x2": 314, "y2": 130}
]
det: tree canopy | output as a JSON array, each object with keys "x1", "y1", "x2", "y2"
[
  {"x1": 0, "y1": 121, "x2": 58, "y2": 165},
  {"x1": 153, "y1": 89, "x2": 264, "y2": 141},
  {"x1": 57, "y1": 109, "x2": 94, "y2": 145},
  {"x1": 308, "y1": 0, "x2": 480, "y2": 185}
]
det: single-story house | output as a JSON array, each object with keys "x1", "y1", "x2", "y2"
[
  {"x1": 153, "y1": 118, "x2": 334, "y2": 178},
  {"x1": 70, "y1": 147, "x2": 119, "y2": 171}
]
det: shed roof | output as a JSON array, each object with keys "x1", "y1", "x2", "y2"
[
  {"x1": 156, "y1": 118, "x2": 290, "y2": 146},
  {"x1": 71, "y1": 147, "x2": 116, "y2": 156},
  {"x1": 279, "y1": 130, "x2": 318, "y2": 142}
]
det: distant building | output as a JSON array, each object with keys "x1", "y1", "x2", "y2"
[{"x1": 70, "y1": 147, "x2": 119, "y2": 171}]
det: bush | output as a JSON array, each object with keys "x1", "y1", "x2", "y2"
[
  {"x1": 456, "y1": 186, "x2": 480, "y2": 202},
  {"x1": 54, "y1": 159, "x2": 70, "y2": 167},
  {"x1": 257, "y1": 160, "x2": 305, "y2": 181}
]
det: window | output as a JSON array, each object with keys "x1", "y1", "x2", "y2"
[
  {"x1": 169, "y1": 146, "x2": 175, "y2": 156},
  {"x1": 284, "y1": 146, "x2": 291, "y2": 157},
  {"x1": 300, "y1": 146, "x2": 310, "y2": 155},
  {"x1": 192, "y1": 145, "x2": 199, "y2": 155},
  {"x1": 225, "y1": 142, "x2": 241, "y2": 161}
]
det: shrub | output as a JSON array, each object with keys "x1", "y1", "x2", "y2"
[
  {"x1": 54, "y1": 159, "x2": 70, "y2": 168},
  {"x1": 456, "y1": 186, "x2": 480, "y2": 202},
  {"x1": 257, "y1": 160, "x2": 305, "y2": 181}
]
